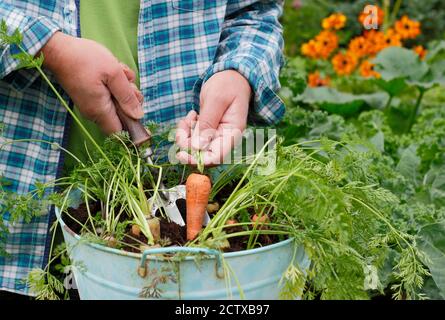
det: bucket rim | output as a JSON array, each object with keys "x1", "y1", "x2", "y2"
[{"x1": 56, "y1": 206, "x2": 295, "y2": 261}]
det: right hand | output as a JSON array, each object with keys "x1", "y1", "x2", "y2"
[{"x1": 40, "y1": 32, "x2": 143, "y2": 134}]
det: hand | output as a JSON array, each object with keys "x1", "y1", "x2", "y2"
[
  {"x1": 41, "y1": 32, "x2": 143, "y2": 134},
  {"x1": 176, "y1": 70, "x2": 251, "y2": 166}
]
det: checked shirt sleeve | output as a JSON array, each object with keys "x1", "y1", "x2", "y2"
[
  {"x1": 0, "y1": 2, "x2": 60, "y2": 88},
  {"x1": 195, "y1": 0, "x2": 285, "y2": 125}
]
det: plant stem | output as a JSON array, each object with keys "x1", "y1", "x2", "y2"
[
  {"x1": 385, "y1": 94, "x2": 394, "y2": 109},
  {"x1": 390, "y1": 0, "x2": 403, "y2": 25},
  {"x1": 196, "y1": 150, "x2": 204, "y2": 174},
  {"x1": 407, "y1": 88, "x2": 425, "y2": 133},
  {"x1": 382, "y1": 0, "x2": 391, "y2": 31},
  {"x1": 17, "y1": 45, "x2": 112, "y2": 167}
]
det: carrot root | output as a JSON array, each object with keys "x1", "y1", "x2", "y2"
[{"x1": 186, "y1": 173, "x2": 212, "y2": 240}]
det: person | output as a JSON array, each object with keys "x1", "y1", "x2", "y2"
[{"x1": 0, "y1": 0, "x2": 284, "y2": 296}]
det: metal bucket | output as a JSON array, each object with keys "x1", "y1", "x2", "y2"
[{"x1": 55, "y1": 207, "x2": 310, "y2": 300}]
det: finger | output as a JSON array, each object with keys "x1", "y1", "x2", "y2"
[
  {"x1": 191, "y1": 96, "x2": 228, "y2": 151},
  {"x1": 176, "y1": 150, "x2": 197, "y2": 165},
  {"x1": 176, "y1": 124, "x2": 242, "y2": 167},
  {"x1": 106, "y1": 68, "x2": 143, "y2": 119},
  {"x1": 131, "y1": 83, "x2": 144, "y2": 104},
  {"x1": 121, "y1": 63, "x2": 136, "y2": 83},
  {"x1": 93, "y1": 100, "x2": 123, "y2": 135},
  {"x1": 201, "y1": 126, "x2": 241, "y2": 166},
  {"x1": 176, "y1": 110, "x2": 198, "y2": 149},
  {"x1": 176, "y1": 110, "x2": 198, "y2": 136}
]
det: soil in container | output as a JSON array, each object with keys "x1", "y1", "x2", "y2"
[{"x1": 62, "y1": 195, "x2": 281, "y2": 254}]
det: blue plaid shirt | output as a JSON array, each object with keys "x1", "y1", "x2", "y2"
[{"x1": 0, "y1": 0, "x2": 284, "y2": 295}]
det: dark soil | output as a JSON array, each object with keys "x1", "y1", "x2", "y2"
[
  {"x1": 213, "y1": 180, "x2": 241, "y2": 204},
  {"x1": 63, "y1": 197, "x2": 280, "y2": 254},
  {"x1": 62, "y1": 201, "x2": 101, "y2": 235},
  {"x1": 121, "y1": 226, "x2": 149, "y2": 253},
  {"x1": 160, "y1": 217, "x2": 187, "y2": 245},
  {"x1": 224, "y1": 224, "x2": 278, "y2": 252}
]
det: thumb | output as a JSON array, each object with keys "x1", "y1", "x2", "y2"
[
  {"x1": 107, "y1": 68, "x2": 143, "y2": 119},
  {"x1": 191, "y1": 100, "x2": 226, "y2": 150}
]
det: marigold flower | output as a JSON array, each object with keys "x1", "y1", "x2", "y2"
[
  {"x1": 395, "y1": 16, "x2": 421, "y2": 39},
  {"x1": 314, "y1": 30, "x2": 339, "y2": 58},
  {"x1": 322, "y1": 13, "x2": 347, "y2": 30},
  {"x1": 363, "y1": 30, "x2": 386, "y2": 55},
  {"x1": 382, "y1": 28, "x2": 402, "y2": 48},
  {"x1": 413, "y1": 45, "x2": 427, "y2": 60},
  {"x1": 301, "y1": 31, "x2": 338, "y2": 60},
  {"x1": 359, "y1": 5, "x2": 385, "y2": 29},
  {"x1": 301, "y1": 40, "x2": 319, "y2": 59},
  {"x1": 348, "y1": 36, "x2": 369, "y2": 58},
  {"x1": 308, "y1": 71, "x2": 331, "y2": 87},
  {"x1": 359, "y1": 60, "x2": 380, "y2": 78},
  {"x1": 332, "y1": 52, "x2": 358, "y2": 76}
]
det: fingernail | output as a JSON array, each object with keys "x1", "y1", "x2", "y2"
[{"x1": 134, "y1": 105, "x2": 144, "y2": 119}]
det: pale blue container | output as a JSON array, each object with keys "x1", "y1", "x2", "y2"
[{"x1": 56, "y1": 207, "x2": 310, "y2": 300}]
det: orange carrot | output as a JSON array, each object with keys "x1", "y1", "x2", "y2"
[
  {"x1": 252, "y1": 214, "x2": 270, "y2": 224},
  {"x1": 226, "y1": 219, "x2": 238, "y2": 226},
  {"x1": 251, "y1": 214, "x2": 270, "y2": 230},
  {"x1": 186, "y1": 173, "x2": 212, "y2": 240}
]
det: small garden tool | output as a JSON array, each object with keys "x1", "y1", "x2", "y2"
[
  {"x1": 115, "y1": 101, "x2": 181, "y2": 223},
  {"x1": 115, "y1": 102, "x2": 210, "y2": 226}
]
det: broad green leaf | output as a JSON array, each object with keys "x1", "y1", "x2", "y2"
[
  {"x1": 424, "y1": 164, "x2": 445, "y2": 207},
  {"x1": 408, "y1": 59, "x2": 445, "y2": 90},
  {"x1": 373, "y1": 46, "x2": 445, "y2": 90},
  {"x1": 426, "y1": 40, "x2": 445, "y2": 64},
  {"x1": 298, "y1": 87, "x2": 388, "y2": 116},
  {"x1": 372, "y1": 47, "x2": 429, "y2": 82},
  {"x1": 431, "y1": 173, "x2": 445, "y2": 207},
  {"x1": 418, "y1": 222, "x2": 445, "y2": 297},
  {"x1": 374, "y1": 78, "x2": 407, "y2": 97},
  {"x1": 396, "y1": 145, "x2": 421, "y2": 184},
  {"x1": 378, "y1": 249, "x2": 399, "y2": 289},
  {"x1": 421, "y1": 277, "x2": 444, "y2": 300},
  {"x1": 407, "y1": 67, "x2": 445, "y2": 90}
]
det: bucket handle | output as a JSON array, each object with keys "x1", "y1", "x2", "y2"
[{"x1": 138, "y1": 247, "x2": 224, "y2": 279}]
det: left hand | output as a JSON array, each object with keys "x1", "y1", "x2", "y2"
[{"x1": 176, "y1": 70, "x2": 252, "y2": 166}]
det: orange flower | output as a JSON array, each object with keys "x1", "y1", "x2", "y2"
[
  {"x1": 413, "y1": 45, "x2": 427, "y2": 60},
  {"x1": 348, "y1": 36, "x2": 369, "y2": 58},
  {"x1": 322, "y1": 13, "x2": 347, "y2": 30},
  {"x1": 382, "y1": 28, "x2": 402, "y2": 48},
  {"x1": 395, "y1": 16, "x2": 421, "y2": 39},
  {"x1": 359, "y1": 5, "x2": 385, "y2": 29},
  {"x1": 363, "y1": 30, "x2": 386, "y2": 55},
  {"x1": 308, "y1": 71, "x2": 331, "y2": 87},
  {"x1": 314, "y1": 30, "x2": 339, "y2": 58},
  {"x1": 332, "y1": 52, "x2": 358, "y2": 76},
  {"x1": 301, "y1": 40, "x2": 320, "y2": 59},
  {"x1": 301, "y1": 31, "x2": 338, "y2": 59},
  {"x1": 360, "y1": 60, "x2": 380, "y2": 78}
]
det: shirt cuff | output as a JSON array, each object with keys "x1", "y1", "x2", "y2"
[{"x1": 192, "y1": 57, "x2": 285, "y2": 125}]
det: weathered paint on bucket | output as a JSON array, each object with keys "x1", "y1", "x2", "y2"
[{"x1": 56, "y1": 207, "x2": 310, "y2": 300}]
